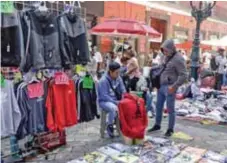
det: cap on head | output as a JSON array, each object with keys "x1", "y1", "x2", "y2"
[
  {"x1": 109, "y1": 62, "x2": 121, "y2": 71},
  {"x1": 218, "y1": 47, "x2": 225, "y2": 52}
]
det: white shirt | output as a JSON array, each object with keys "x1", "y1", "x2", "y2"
[
  {"x1": 182, "y1": 54, "x2": 188, "y2": 61},
  {"x1": 202, "y1": 52, "x2": 212, "y2": 68},
  {"x1": 94, "y1": 52, "x2": 103, "y2": 63},
  {"x1": 153, "y1": 54, "x2": 164, "y2": 65},
  {"x1": 216, "y1": 55, "x2": 227, "y2": 74}
]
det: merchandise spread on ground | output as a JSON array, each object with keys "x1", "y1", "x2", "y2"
[{"x1": 67, "y1": 136, "x2": 227, "y2": 163}]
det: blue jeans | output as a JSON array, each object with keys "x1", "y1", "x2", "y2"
[
  {"x1": 99, "y1": 102, "x2": 118, "y2": 125},
  {"x1": 155, "y1": 85, "x2": 176, "y2": 130},
  {"x1": 146, "y1": 91, "x2": 154, "y2": 114},
  {"x1": 223, "y1": 73, "x2": 227, "y2": 86}
]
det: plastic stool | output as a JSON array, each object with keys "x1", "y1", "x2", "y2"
[{"x1": 100, "y1": 110, "x2": 121, "y2": 138}]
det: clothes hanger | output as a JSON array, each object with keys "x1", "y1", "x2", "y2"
[{"x1": 28, "y1": 70, "x2": 40, "y2": 84}]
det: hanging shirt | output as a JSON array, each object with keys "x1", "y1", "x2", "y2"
[
  {"x1": 1, "y1": 80, "x2": 21, "y2": 137},
  {"x1": 25, "y1": 82, "x2": 47, "y2": 134},
  {"x1": 46, "y1": 80, "x2": 77, "y2": 131}
]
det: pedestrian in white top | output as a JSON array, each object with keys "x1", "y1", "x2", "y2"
[
  {"x1": 215, "y1": 48, "x2": 227, "y2": 90},
  {"x1": 93, "y1": 46, "x2": 103, "y2": 78},
  {"x1": 202, "y1": 50, "x2": 212, "y2": 69},
  {"x1": 182, "y1": 50, "x2": 188, "y2": 62}
]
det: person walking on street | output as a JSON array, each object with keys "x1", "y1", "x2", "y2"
[
  {"x1": 215, "y1": 48, "x2": 227, "y2": 90},
  {"x1": 93, "y1": 46, "x2": 103, "y2": 78},
  {"x1": 148, "y1": 39, "x2": 187, "y2": 137}
]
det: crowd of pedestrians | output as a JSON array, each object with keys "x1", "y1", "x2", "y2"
[{"x1": 88, "y1": 39, "x2": 226, "y2": 138}]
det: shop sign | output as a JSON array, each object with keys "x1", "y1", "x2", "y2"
[{"x1": 149, "y1": 34, "x2": 163, "y2": 43}]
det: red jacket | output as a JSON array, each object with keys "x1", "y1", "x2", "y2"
[
  {"x1": 119, "y1": 93, "x2": 148, "y2": 139},
  {"x1": 46, "y1": 80, "x2": 77, "y2": 131}
]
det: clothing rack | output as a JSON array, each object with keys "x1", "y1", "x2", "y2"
[{"x1": 13, "y1": 1, "x2": 86, "y2": 19}]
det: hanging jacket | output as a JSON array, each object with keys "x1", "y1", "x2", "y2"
[
  {"x1": 46, "y1": 79, "x2": 78, "y2": 131},
  {"x1": 58, "y1": 13, "x2": 90, "y2": 66},
  {"x1": 78, "y1": 78, "x2": 99, "y2": 122},
  {"x1": 15, "y1": 82, "x2": 29, "y2": 139},
  {"x1": 1, "y1": 11, "x2": 24, "y2": 67},
  {"x1": 119, "y1": 93, "x2": 148, "y2": 139},
  {"x1": 1, "y1": 80, "x2": 21, "y2": 137},
  {"x1": 21, "y1": 10, "x2": 62, "y2": 72}
]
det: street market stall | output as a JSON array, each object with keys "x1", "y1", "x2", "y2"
[
  {"x1": 90, "y1": 18, "x2": 162, "y2": 53},
  {"x1": 90, "y1": 18, "x2": 161, "y2": 38}
]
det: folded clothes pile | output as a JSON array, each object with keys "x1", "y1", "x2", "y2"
[{"x1": 174, "y1": 89, "x2": 227, "y2": 124}]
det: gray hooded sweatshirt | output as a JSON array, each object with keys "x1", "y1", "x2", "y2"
[{"x1": 160, "y1": 39, "x2": 187, "y2": 89}]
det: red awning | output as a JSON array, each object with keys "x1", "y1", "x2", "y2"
[{"x1": 90, "y1": 18, "x2": 161, "y2": 38}]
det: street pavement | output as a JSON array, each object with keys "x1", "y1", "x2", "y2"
[{"x1": 23, "y1": 117, "x2": 227, "y2": 163}]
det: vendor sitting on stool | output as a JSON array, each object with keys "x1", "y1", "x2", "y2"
[{"x1": 97, "y1": 62, "x2": 126, "y2": 138}]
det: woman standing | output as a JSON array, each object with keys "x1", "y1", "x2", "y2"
[{"x1": 125, "y1": 50, "x2": 141, "y2": 91}]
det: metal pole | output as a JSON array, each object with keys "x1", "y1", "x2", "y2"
[
  {"x1": 190, "y1": 1, "x2": 216, "y2": 81},
  {"x1": 191, "y1": 20, "x2": 201, "y2": 81}
]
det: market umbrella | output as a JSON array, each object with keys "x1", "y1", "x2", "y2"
[{"x1": 90, "y1": 18, "x2": 161, "y2": 38}]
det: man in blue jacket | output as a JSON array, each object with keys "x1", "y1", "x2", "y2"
[{"x1": 98, "y1": 62, "x2": 126, "y2": 138}]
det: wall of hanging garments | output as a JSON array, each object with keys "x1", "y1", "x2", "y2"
[
  {"x1": 1, "y1": 1, "x2": 90, "y2": 72},
  {"x1": 1, "y1": 2, "x2": 94, "y2": 161},
  {"x1": 1, "y1": 69, "x2": 99, "y2": 139}
]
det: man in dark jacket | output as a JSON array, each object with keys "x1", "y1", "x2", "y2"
[{"x1": 148, "y1": 39, "x2": 187, "y2": 137}]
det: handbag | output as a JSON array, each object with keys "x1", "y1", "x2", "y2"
[
  {"x1": 107, "y1": 78, "x2": 122, "y2": 101},
  {"x1": 150, "y1": 53, "x2": 175, "y2": 89}
]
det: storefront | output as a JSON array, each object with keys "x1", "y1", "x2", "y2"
[
  {"x1": 208, "y1": 31, "x2": 219, "y2": 40},
  {"x1": 81, "y1": 1, "x2": 104, "y2": 47},
  {"x1": 192, "y1": 30, "x2": 206, "y2": 40},
  {"x1": 173, "y1": 26, "x2": 189, "y2": 44}
]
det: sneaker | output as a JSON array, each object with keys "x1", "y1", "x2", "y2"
[
  {"x1": 165, "y1": 129, "x2": 174, "y2": 137},
  {"x1": 147, "y1": 111, "x2": 153, "y2": 118},
  {"x1": 107, "y1": 124, "x2": 114, "y2": 138},
  {"x1": 147, "y1": 125, "x2": 161, "y2": 133}
]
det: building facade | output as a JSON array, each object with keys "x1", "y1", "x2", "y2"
[{"x1": 83, "y1": 1, "x2": 227, "y2": 53}]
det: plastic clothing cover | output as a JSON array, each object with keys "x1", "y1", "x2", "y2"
[
  {"x1": 108, "y1": 143, "x2": 131, "y2": 153},
  {"x1": 169, "y1": 147, "x2": 206, "y2": 163}
]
